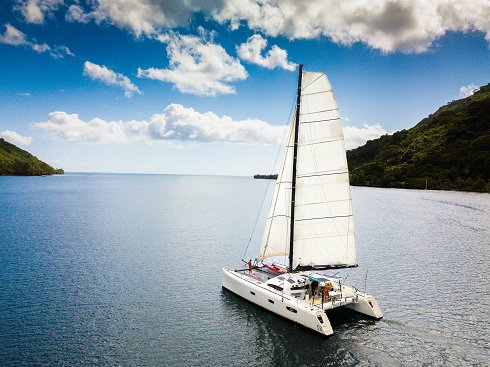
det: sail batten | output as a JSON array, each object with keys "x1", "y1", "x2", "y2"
[{"x1": 258, "y1": 70, "x2": 357, "y2": 270}]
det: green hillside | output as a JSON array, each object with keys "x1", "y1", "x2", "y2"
[
  {"x1": 0, "y1": 138, "x2": 64, "y2": 176},
  {"x1": 347, "y1": 83, "x2": 490, "y2": 192}
]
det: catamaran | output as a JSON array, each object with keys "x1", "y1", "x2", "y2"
[{"x1": 222, "y1": 65, "x2": 383, "y2": 336}]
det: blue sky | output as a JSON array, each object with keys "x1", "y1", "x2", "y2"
[{"x1": 0, "y1": 0, "x2": 489, "y2": 175}]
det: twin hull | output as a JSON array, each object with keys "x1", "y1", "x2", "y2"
[{"x1": 221, "y1": 268, "x2": 382, "y2": 336}]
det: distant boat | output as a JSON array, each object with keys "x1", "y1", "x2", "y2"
[
  {"x1": 253, "y1": 174, "x2": 278, "y2": 180},
  {"x1": 222, "y1": 65, "x2": 383, "y2": 336}
]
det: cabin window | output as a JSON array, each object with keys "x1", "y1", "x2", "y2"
[
  {"x1": 250, "y1": 291, "x2": 255, "y2": 296},
  {"x1": 286, "y1": 279, "x2": 295, "y2": 284},
  {"x1": 268, "y1": 299, "x2": 274, "y2": 304},
  {"x1": 277, "y1": 277, "x2": 285, "y2": 280},
  {"x1": 286, "y1": 306, "x2": 297, "y2": 313},
  {"x1": 291, "y1": 285, "x2": 307, "y2": 290},
  {"x1": 268, "y1": 284, "x2": 283, "y2": 292},
  {"x1": 368, "y1": 301, "x2": 374, "y2": 309},
  {"x1": 317, "y1": 316, "x2": 324, "y2": 324}
]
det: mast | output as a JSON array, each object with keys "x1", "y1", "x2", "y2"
[{"x1": 289, "y1": 64, "x2": 303, "y2": 272}]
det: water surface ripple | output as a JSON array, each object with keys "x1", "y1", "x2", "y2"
[{"x1": 0, "y1": 174, "x2": 488, "y2": 366}]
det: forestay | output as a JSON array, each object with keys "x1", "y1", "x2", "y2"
[{"x1": 258, "y1": 71, "x2": 357, "y2": 270}]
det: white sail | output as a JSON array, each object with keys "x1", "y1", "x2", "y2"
[
  {"x1": 257, "y1": 114, "x2": 295, "y2": 260},
  {"x1": 258, "y1": 71, "x2": 357, "y2": 270}
]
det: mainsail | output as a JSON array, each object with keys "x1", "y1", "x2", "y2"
[{"x1": 258, "y1": 70, "x2": 357, "y2": 270}]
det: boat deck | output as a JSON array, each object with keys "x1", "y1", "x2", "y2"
[{"x1": 235, "y1": 266, "x2": 279, "y2": 283}]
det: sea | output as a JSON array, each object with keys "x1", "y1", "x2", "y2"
[{"x1": 0, "y1": 173, "x2": 489, "y2": 366}]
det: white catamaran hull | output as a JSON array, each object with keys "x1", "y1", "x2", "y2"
[
  {"x1": 222, "y1": 268, "x2": 334, "y2": 336},
  {"x1": 222, "y1": 66, "x2": 384, "y2": 336},
  {"x1": 222, "y1": 268, "x2": 382, "y2": 336}
]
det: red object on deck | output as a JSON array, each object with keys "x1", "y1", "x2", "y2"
[
  {"x1": 263, "y1": 264, "x2": 284, "y2": 274},
  {"x1": 244, "y1": 271, "x2": 260, "y2": 280}
]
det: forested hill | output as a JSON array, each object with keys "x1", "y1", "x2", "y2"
[
  {"x1": 0, "y1": 138, "x2": 64, "y2": 176},
  {"x1": 347, "y1": 83, "x2": 490, "y2": 192}
]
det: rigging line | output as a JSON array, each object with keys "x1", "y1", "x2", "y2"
[
  {"x1": 301, "y1": 117, "x2": 339, "y2": 124},
  {"x1": 285, "y1": 137, "x2": 344, "y2": 147},
  {"x1": 301, "y1": 108, "x2": 339, "y2": 115},
  {"x1": 301, "y1": 73, "x2": 325, "y2": 90},
  {"x1": 296, "y1": 198, "x2": 351, "y2": 206},
  {"x1": 301, "y1": 89, "x2": 333, "y2": 96},
  {"x1": 297, "y1": 170, "x2": 348, "y2": 178},
  {"x1": 296, "y1": 214, "x2": 353, "y2": 222}
]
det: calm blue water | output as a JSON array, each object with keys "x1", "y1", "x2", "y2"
[{"x1": 0, "y1": 174, "x2": 489, "y2": 366}]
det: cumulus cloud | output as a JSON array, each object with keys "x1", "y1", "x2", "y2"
[
  {"x1": 0, "y1": 24, "x2": 28, "y2": 46},
  {"x1": 65, "y1": 4, "x2": 92, "y2": 23},
  {"x1": 459, "y1": 83, "x2": 479, "y2": 98},
  {"x1": 83, "y1": 61, "x2": 141, "y2": 97},
  {"x1": 212, "y1": 0, "x2": 490, "y2": 53},
  {"x1": 0, "y1": 130, "x2": 33, "y2": 146},
  {"x1": 137, "y1": 29, "x2": 247, "y2": 96},
  {"x1": 237, "y1": 34, "x2": 296, "y2": 71},
  {"x1": 342, "y1": 123, "x2": 389, "y2": 149},
  {"x1": 145, "y1": 104, "x2": 284, "y2": 143},
  {"x1": 0, "y1": 24, "x2": 74, "y2": 58},
  {"x1": 15, "y1": 0, "x2": 64, "y2": 24},
  {"x1": 33, "y1": 111, "x2": 128, "y2": 143},
  {"x1": 90, "y1": 0, "x2": 192, "y2": 36},
  {"x1": 72, "y1": 0, "x2": 490, "y2": 53},
  {"x1": 34, "y1": 104, "x2": 285, "y2": 144}
]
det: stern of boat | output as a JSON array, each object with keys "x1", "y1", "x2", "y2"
[{"x1": 346, "y1": 293, "x2": 383, "y2": 319}]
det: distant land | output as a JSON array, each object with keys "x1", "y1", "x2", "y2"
[
  {"x1": 0, "y1": 138, "x2": 64, "y2": 176},
  {"x1": 347, "y1": 83, "x2": 490, "y2": 193},
  {"x1": 254, "y1": 83, "x2": 489, "y2": 192}
]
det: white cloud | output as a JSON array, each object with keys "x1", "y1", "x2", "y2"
[
  {"x1": 33, "y1": 104, "x2": 285, "y2": 144},
  {"x1": 0, "y1": 130, "x2": 33, "y2": 146},
  {"x1": 17, "y1": 92, "x2": 32, "y2": 96},
  {"x1": 83, "y1": 61, "x2": 141, "y2": 97},
  {"x1": 0, "y1": 24, "x2": 29, "y2": 46},
  {"x1": 0, "y1": 24, "x2": 74, "y2": 58},
  {"x1": 137, "y1": 30, "x2": 247, "y2": 96},
  {"x1": 31, "y1": 42, "x2": 50, "y2": 52},
  {"x1": 213, "y1": 0, "x2": 490, "y2": 53},
  {"x1": 237, "y1": 34, "x2": 296, "y2": 71},
  {"x1": 50, "y1": 45, "x2": 75, "y2": 58},
  {"x1": 65, "y1": 5, "x2": 91, "y2": 23},
  {"x1": 15, "y1": 0, "x2": 64, "y2": 24},
  {"x1": 342, "y1": 123, "x2": 389, "y2": 149},
  {"x1": 90, "y1": 0, "x2": 193, "y2": 36},
  {"x1": 74, "y1": 0, "x2": 490, "y2": 53},
  {"x1": 32, "y1": 104, "x2": 387, "y2": 148},
  {"x1": 459, "y1": 83, "x2": 479, "y2": 98},
  {"x1": 145, "y1": 104, "x2": 284, "y2": 143},
  {"x1": 33, "y1": 111, "x2": 128, "y2": 143}
]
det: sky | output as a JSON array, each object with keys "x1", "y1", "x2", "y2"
[{"x1": 0, "y1": 0, "x2": 489, "y2": 176}]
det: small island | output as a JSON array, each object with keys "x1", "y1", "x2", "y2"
[
  {"x1": 0, "y1": 138, "x2": 64, "y2": 176},
  {"x1": 254, "y1": 174, "x2": 278, "y2": 180}
]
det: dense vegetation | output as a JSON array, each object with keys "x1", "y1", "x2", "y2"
[
  {"x1": 347, "y1": 83, "x2": 490, "y2": 192},
  {"x1": 0, "y1": 138, "x2": 64, "y2": 176}
]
